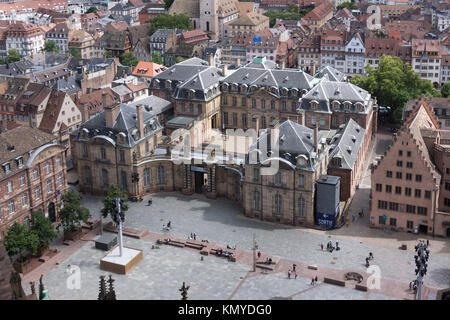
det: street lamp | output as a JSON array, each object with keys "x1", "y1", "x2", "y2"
[
  {"x1": 414, "y1": 240, "x2": 429, "y2": 300},
  {"x1": 252, "y1": 233, "x2": 258, "y2": 272}
]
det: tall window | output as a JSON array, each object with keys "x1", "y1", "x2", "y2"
[
  {"x1": 45, "y1": 162, "x2": 51, "y2": 174},
  {"x1": 298, "y1": 197, "x2": 305, "y2": 217},
  {"x1": 275, "y1": 172, "x2": 282, "y2": 186},
  {"x1": 100, "y1": 147, "x2": 106, "y2": 160},
  {"x1": 253, "y1": 191, "x2": 260, "y2": 210},
  {"x1": 20, "y1": 175, "x2": 25, "y2": 186},
  {"x1": 274, "y1": 194, "x2": 282, "y2": 215},
  {"x1": 157, "y1": 165, "x2": 165, "y2": 185},
  {"x1": 35, "y1": 186, "x2": 40, "y2": 199},
  {"x1": 21, "y1": 193, "x2": 27, "y2": 207},
  {"x1": 253, "y1": 168, "x2": 260, "y2": 183},
  {"x1": 298, "y1": 174, "x2": 304, "y2": 188},
  {"x1": 120, "y1": 170, "x2": 127, "y2": 191},
  {"x1": 47, "y1": 179, "x2": 53, "y2": 193},
  {"x1": 102, "y1": 169, "x2": 109, "y2": 187},
  {"x1": 143, "y1": 168, "x2": 150, "y2": 186},
  {"x1": 84, "y1": 166, "x2": 91, "y2": 184},
  {"x1": 261, "y1": 99, "x2": 265, "y2": 109},
  {"x1": 57, "y1": 173, "x2": 63, "y2": 186},
  {"x1": 119, "y1": 150, "x2": 125, "y2": 163},
  {"x1": 56, "y1": 156, "x2": 61, "y2": 168},
  {"x1": 7, "y1": 181, "x2": 13, "y2": 193},
  {"x1": 82, "y1": 145, "x2": 88, "y2": 158},
  {"x1": 33, "y1": 168, "x2": 39, "y2": 179},
  {"x1": 9, "y1": 200, "x2": 15, "y2": 213}
]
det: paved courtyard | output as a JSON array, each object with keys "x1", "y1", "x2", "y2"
[{"x1": 32, "y1": 130, "x2": 449, "y2": 300}]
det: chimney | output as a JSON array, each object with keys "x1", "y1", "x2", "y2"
[
  {"x1": 236, "y1": 57, "x2": 241, "y2": 67},
  {"x1": 136, "y1": 104, "x2": 144, "y2": 138},
  {"x1": 314, "y1": 123, "x2": 319, "y2": 154},
  {"x1": 103, "y1": 92, "x2": 119, "y2": 128},
  {"x1": 222, "y1": 64, "x2": 228, "y2": 76},
  {"x1": 208, "y1": 54, "x2": 214, "y2": 67},
  {"x1": 280, "y1": 60, "x2": 286, "y2": 70},
  {"x1": 80, "y1": 101, "x2": 89, "y2": 122}
]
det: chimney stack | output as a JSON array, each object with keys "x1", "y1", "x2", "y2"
[
  {"x1": 136, "y1": 104, "x2": 144, "y2": 138},
  {"x1": 208, "y1": 54, "x2": 214, "y2": 67},
  {"x1": 236, "y1": 57, "x2": 241, "y2": 67},
  {"x1": 222, "y1": 64, "x2": 228, "y2": 76},
  {"x1": 81, "y1": 101, "x2": 89, "y2": 122},
  {"x1": 103, "y1": 92, "x2": 119, "y2": 128},
  {"x1": 280, "y1": 60, "x2": 286, "y2": 70},
  {"x1": 314, "y1": 123, "x2": 319, "y2": 154}
]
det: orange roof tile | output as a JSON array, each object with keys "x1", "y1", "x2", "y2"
[{"x1": 132, "y1": 61, "x2": 166, "y2": 78}]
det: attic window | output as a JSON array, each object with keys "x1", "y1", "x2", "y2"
[
  {"x1": 347, "y1": 146, "x2": 352, "y2": 154},
  {"x1": 351, "y1": 135, "x2": 356, "y2": 143}
]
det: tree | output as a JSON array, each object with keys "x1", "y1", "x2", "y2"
[
  {"x1": 440, "y1": 82, "x2": 450, "y2": 98},
  {"x1": 7, "y1": 49, "x2": 22, "y2": 63},
  {"x1": 351, "y1": 55, "x2": 440, "y2": 124},
  {"x1": 163, "y1": 0, "x2": 174, "y2": 10},
  {"x1": 86, "y1": 6, "x2": 98, "y2": 13},
  {"x1": 57, "y1": 190, "x2": 90, "y2": 233},
  {"x1": 288, "y1": 3, "x2": 299, "y2": 13},
  {"x1": 336, "y1": 2, "x2": 357, "y2": 10},
  {"x1": 69, "y1": 48, "x2": 82, "y2": 59},
  {"x1": 29, "y1": 211, "x2": 57, "y2": 249},
  {"x1": 105, "y1": 50, "x2": 113, "y2": 59},
  {"x1": 43, "y1": 40, "x2": 59, "y2": 53},
  {"x1": 120, "y1": 52, "x2": 139, "y2": 67},
  {"x1": 375, "y1": 30, "x2": 386, "y2": 38},
  {"x1": 0, "y1": 58, "x2": 6, "y2": 65},
  {"x1": 101, "y1": 185, "x2": 129, "y2": 221},
  {"x1": 150, "y1": 14, "x2": 193, "y2": 35},
  {"x1": 151, "y1": 52, "x2": 164, "y2": 65},
  {"x1": 4, "y1": 222, "x2": 39, "y2": 261},
  {"x1": 175, "y1": 56, "x2": 187, "y2": 63},
  {"x1": 263, "y1": 9, "x2": 311, "y2": 28}
]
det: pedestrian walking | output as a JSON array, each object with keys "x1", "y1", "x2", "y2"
[
  {"x1": 194, "y1": 233, "x2": 197, "y2": 240},
  {"x1": 315, "y1": 276, "x2": 318, "y2": 283},
  {"x1": 369, "y1": 252, "x2": 373, "y2": 260},
  {"x1": 321, "y1": 242, "x2": 324, "y2": 251},
  {"x1": 294, "y1": 271, "x2": 298, "y2": 279},
  {"x1": 292, "y1": 264, "x2": 296, "y2": 272},
  {"x1": 426, "y1": 239, "x2": 429, "y2": 246},
  {"x1": 336, "y1": 241, "x2": 339, "y2": 248},
  {"x1": 310, "y1": 277, "x2": 315, "y2": 285},
  {"x1": 287, "y1": 270, "x2": 291, "y2": 279},
  {"x1": 257, "y1": 251, "x2": 261, "y2": 259}
]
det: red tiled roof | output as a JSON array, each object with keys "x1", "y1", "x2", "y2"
[{"x1": 132, "y1": 61, "x2": 166, "y2": 78}]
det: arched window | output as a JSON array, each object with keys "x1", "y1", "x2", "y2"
[
  {"x1": 101, "y1": 169, "x2": 108, "y2": 187},
  {"x1": 157, "y1": 165, "x2": 165, "y2": 185},
  {"x1": 298, "y1": 197, "x2": 305, "y2": 217},
  {"x1": 274, "y1": 194, "x2": 282, "y2": 215},
  {"x1": 253, "y1": 191, "x2": 260, "y2": 210},
  {"x1": 120, "y1": 170, "x2": 127, "y2": 191},
  {"x1": 143, "y1": 168, "x2": 150, "y2": 186}
]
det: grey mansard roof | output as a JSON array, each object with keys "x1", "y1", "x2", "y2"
[
  {"x1": 72, "y1": 104, "x2": 163, "y2": 148},
  {"x1": 328, "y1": 119, "x2": 366, "y2": 170},
  {"x1": 314, "y1": 66, "x2": 346, "y2": 82},
  {"x1": 248, "y1": 120, "x2": 329, "y2": 172},
  {"x1": 299, "y1": 80, "x2": 372, "y2": 114},
  {"x1": 128, "y1": 95, "x2": 172, "y2": 116},
  {"x1": 221, "y1": 57, "x2": 314, "y2": 93}
]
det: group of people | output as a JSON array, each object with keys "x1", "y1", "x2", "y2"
[
  {"x1": 409, "y1": 280, "x2": 418, "y2": 294},
  {"x1": 188, "y1": 233, "x2": 197, "y2": 240},
  {"x1": 310, "y1": 276, "x2": 319, "y2": 286},
  {"x1": 365, "y1": 252, "x2": 374, "y2": 267},
  {"x1": 287, "y1": 264, "x2": 298, "y2": 279},
  {"x1": 321, "y1": 241, "x2": 339, "y2": 252}
]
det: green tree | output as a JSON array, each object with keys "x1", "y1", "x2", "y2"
[
  {"x1": 4, "y1": 222, "x2": 39, "y2": 261},
  {"x1": 69, "y1": 47, "x2": 82, "y2": 59},
  {"x1": 86, "y1": 6, "x2": 98, "y2": 13},
  {"x1": 351, "y1": 55, "x2": 439, "y2": 124},
  {"x1": 101, "y1": 185, "x2": 129, "y2": 221},
  {"x1": 29, "y1": 211, "x2": 57, "y2": 249},
  {"x1": 0, "y1": 57, "x2": 5, "y2": 64},
  {"x1": 151, "y1": 52, "x2": 164, "y2": 65},
  {"x1": 175, "y1": 56, "x2": 187, "y2": 63},
  {"x1": 336, "y1": 2, "x2": 357, "y2": 10},
  {"x1": 7, "y1": 49, "x2": 22, "y2": 63},
  {"x1": 375, "y1": 30, "x2": 386, "y2": 38},
  {"x1": 105, "y1": 50, "x2": 113, "y2": 58},
  {"x1": 288, "y1": 3, "x2": 299, "y2": 13},
  {"x1": 440, "y1": 82, "x2": 450, "y2": 98},
  {"x1": 57, "y1": 190, "x2": 90, "y2": 233},
  {"x1": 150, "y1": 14, "x2": 193, "y2": 35},
  {"x1": 43, "y1": 40, "x2": 59, "y2": 53},
  {"x1": 120, "y1": 52, "x2": 139, "y2": 66},
  {"x1": 163, "y1": 0, "x2": 174, "y2": 10},
  {"x1": 263, "y1": 9, "x2": 311, "y2": 28}
]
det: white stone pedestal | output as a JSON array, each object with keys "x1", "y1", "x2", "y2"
[{"x1": 100, "y1": 246, "x2": 143, "y2": 274}]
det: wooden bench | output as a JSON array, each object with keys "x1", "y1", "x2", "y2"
[
  {"x1": 355, "y1": 284, "x2": 368, "y2": 292},
  {"x1": 324, "y1": 277, "x2": 346, "y2": 287},
  {"x1": 256, "y1": 264, "x2": 274, "y2": 271},
  {"x1": 200, "y1": 249, "x2": 209, "y2": 256},
  {"x1": 308, "y1": 265, "x2": 318, "y2": 270},
  {"x1": 185, "y1": 241, "x2": 204, "y2": 250}
]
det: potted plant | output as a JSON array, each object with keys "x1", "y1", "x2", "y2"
[
  {"x1": 29, "y1": 211, "x2": 57, "y2": 257},
  {"x1": 101, "y1": 184, "x2": 129, "y2": 224},
  {"x1": 5, "y1": 222, "x2": 39, "y2": 273},
  {"x1": 57, "y1": 190, "x2": 90, "y2": 241}
]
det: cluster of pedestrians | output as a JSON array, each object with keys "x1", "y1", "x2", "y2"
[
  {"x1": 320, "y1": 240, "x2": 340, "y2": 252},
  {"x1": 188, "y1": 233, "x2": 197, "y2": 240},
  {"x1": 310, "y1": 276, "x2": 318, "y2": 286},
  {"x1": 365, "y1": 252, "x2": 374, "y2": 267},
  {"x1": 287, "y1": 264, "x2": 298, "y2": 279}
]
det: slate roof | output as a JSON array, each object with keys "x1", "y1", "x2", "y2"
[
  {"x1": 314, "y1": 66, "x2": 346, "y2": 82},
  {"x1": 128, "y1": 95, "x2": 172, "y2": 117},
  {"x1": 299, "y1": 80, "x2": 371, "y2": 114},
  {"x1": 52, "y1": 77, "x2": 82, "y2": 95},
  {"x1": 248, "y1": 120, "x2": 328, "y2": 171},
  {"x1": 153, "y1": 57, "x2": 210, "y2": 83},
  {"x1": 74, "y1": 104, "x2": 163, "y2": 148},
  {"x1": 328, "y1": 119, "x2": 366, "y2": 170},
  {"x1": 222, "y1": 57, "x2": 313, "y2": 91},
  {"x1": 173, "y1": 66, "x2": 222, "y2": 100}
]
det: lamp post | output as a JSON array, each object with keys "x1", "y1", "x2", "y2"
[
  {"x1": 414, "y1": 240, "x2": 429, "y2": 300},
  {"x1": 113, "y1": 197, "x2": 125, "y2": 257},
  {"x1": 252, "y1": 233, "x2": 258, "y2": 272}
]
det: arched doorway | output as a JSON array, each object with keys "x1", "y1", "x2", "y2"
[{"x1": 48, "y1": 202, "x2": 56, "y2": 223}]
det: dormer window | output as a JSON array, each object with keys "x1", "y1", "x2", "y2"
[
  {"x1": 310, "y1": 100, "x2": 319, "y2": 110},
  {"x1": 355, "y1": 102, "x2": 363, "y2": 112},
  {"x1": 2, "y1": 162, "x2": 11, "y2": 173},
  {"x1": 16, "y1": 157, "x2": 23, "y2": 168},
  {"x1": 221, "y1": 83, "x2": 229, "y2": 91},
  {"x1": 333, "y1": 157, "x2": 342, "y2": 167},
  {"x1": 343, "y1": 101, "x2": 351, "y2": 110},
  {"x1": 332, "y1": 100, "x2": 340, "y2": 111},
  {"x1": 296, "y1": 155, "x2": 308, "y2": 167}
]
